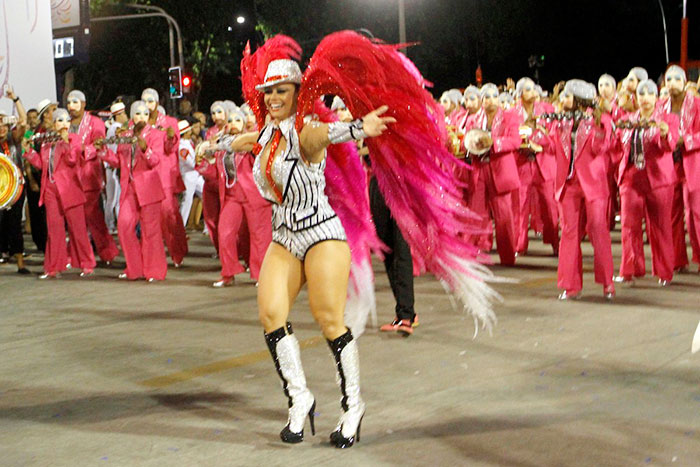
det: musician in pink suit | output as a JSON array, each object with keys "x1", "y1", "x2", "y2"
[
  {"x1": 549, "y1": 80, "x2": 615, "y2": 300},
  {"x1": 613, "y1": 80, "x2": 677, "y2": 285},
  {"x1": 439, "y1": 89, "x2": 465, "y2": 127},
  {"x1": 200, "y1": 101, "x2": 228, "y2": 253},
  {"x1": 141, "y1": 88, "x2": 188, "y2": 267},
  {"x1": 22, "y1": 109, "x2": 96, "y2": 279},
  {"x1": 598, "y1": 74, "x2": 626, "y2": 231},
  {"x1": 456, "y1": 86, "x2": 481, "y2": 134},
  {"x1": 663, "y1": 66, "x2": 700, "y2": 271},
  {"x1": 96, "y1": 101, "x2": 167, "y2": 281},
  {"x1": 513, "y1": 77, "x2": 559, "y2": 256},
  {"x1": 465, "y1": 83, "x2": 521, "y2": 265},
  {"x1": 66, "y1": 90, "x2": 119, "y2": 263},
  {"x1": 197, "y1": 107, "x2": 272, "y2": 287}
]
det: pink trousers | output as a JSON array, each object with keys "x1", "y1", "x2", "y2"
[
  {"x1": 202, "y1": 184, "x2": 220, "y2": 253},
  {"x1": 44, "y1": 184, "x2": 96, "y2": 274},
  {"x1": 516, "y1": 163, "x2": 559, "y2": 253},
  {"x1": 160, "y1": 190, "x2": 188, "y2": 265},
  {"x1": 557, "y1": 177, "x2": 613, "y2": 293},
  {"x1": 83, "y1": 189, "x2": 119, "y2": 261},
  {"x1": 469, "y1": 166, "x2": 517, "y2": 265},
  {"x1": 218, "y1": 196, "x2": 272, "y2": 280},
  {"x1": 619, "y1": 171, "x2": 674, "y2": 281},
  {"x1": 118, "y1": 186, "x2": 167, "y2": 280}
]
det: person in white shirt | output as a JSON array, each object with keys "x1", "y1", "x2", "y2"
[
  {"x1": 104, "y1": 102, "x2": 127, "y2": 233},
  {"x1": 177, "y1": 119, "x2": 204, "y2": 226}
]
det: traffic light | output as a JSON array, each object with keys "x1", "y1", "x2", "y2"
[
  {"x1": 182, "y1": 74, "x2": 192, "y2": 94},
  {"x1": 168, "y1": 66, "x2": 183, "y2": 99}
]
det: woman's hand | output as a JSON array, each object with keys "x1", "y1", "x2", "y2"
[
  {"x1": 362, "y1": 105, "x2": 396, "y2": 138},
  {"x1": 658, "y1": 121, "x2": 669, "y2": 138}
]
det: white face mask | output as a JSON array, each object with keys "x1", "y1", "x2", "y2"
[
  {"x1": 212, "y1": 108, "x2": 226, "y2": 124},
  {"x1": 227, "y1": 115, "x2": 244, "y2": 133},
  {"x1": 665, "y1": 73, "x2": 685, "y2": 93},
  {"x1": 637, "y1": 89, "x2": 657, "y2": 110},
  {"x1": 133, "y1": 110, "x2": 149, "y2": 124},
  {"x1": 54, "y1": 117, "x2": 70, "y2": 131},
  {"x1": 142, "y1": 96, "x2": 158, "y2": 112},
  {"x1": 67, "y1": 98, "x2": 82, "y2": 112}
]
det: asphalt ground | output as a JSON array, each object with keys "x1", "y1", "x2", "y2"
[{"x1": 1, "y1": 229, "x2": 699, "y2": 466}]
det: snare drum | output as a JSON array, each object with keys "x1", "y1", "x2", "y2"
[{"x1": 0, "y1": 153, "x2": 24, "y2": 210}]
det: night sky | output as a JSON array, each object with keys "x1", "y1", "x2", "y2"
[
  {"x1": 80, "y1": 1, "x2": 700, "y2": 109},
  {"x1": 241, "y1": 0, "x2": 700, "y2": 95}
]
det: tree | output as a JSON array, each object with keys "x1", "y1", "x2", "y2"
[{"x1": 74, "y1": 0, "x2": 245, "y2": 111}]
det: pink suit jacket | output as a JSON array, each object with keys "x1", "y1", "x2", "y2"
[
  {"x1": 448, "y1": 108, "x2": 467, "y2": 128},
  {"x1": 514, "y1": 101, "x2": 556, "y2": 181},
  {"x1": 613, "y1": 109, "x2": 678, "y2": 189},
  {"x1": 196, "y1": 149, "x2": 269, "y2": 208},
  {"x1": 24, "y1": 135, "x2": 86, "y2": 209},
  {"x1": 468, "y1": 108, "x2": 522, "y2": 194},
  {"x1": 75, "y1": 112, "x2": 107, "y2": 192},
  {"x1": 662, "y1": 94, "x2": 700, "y2": 192},
  {"x1": 98, "y1": 125, "x2": 165, "y2": 207},
  {"x1": 551, "y1": 114, "x2": 613, "y2": 201},
  {"x1": 154, "y1": 111, "x2": 185, "y2": 193}
]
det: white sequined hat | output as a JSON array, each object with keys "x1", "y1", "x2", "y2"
[{"x1": 255, "y1": 59, "x2": 302, "y2": 91}]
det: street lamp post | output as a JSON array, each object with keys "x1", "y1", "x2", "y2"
[
  {"x1": 656, "y1": 0, "x2": 670, "y2": 65},
  {"x1": 126, "y1": 4, "x2": 184, "y2": 70},
  {"x1": 398, "y1": 0, "x2": 406, "y2": 53},
  {"x1": 680, "y1": 0, "x2": 689, "y2": 70}
]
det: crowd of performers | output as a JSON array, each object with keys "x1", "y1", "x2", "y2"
[
  {"x1": 441, "y1": 65, "x2": 700, "y2": 300},
  {"x1": 2, "y1": 30, "x2": 700, "y2": 448},
  {"x1": 0, "y1": 87, "x2": 271, "y2": 286}
]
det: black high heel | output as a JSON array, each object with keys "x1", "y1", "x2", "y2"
[
  {"x1": 280, "y1": 400, "x2": 316, "y2": 443},
  {"x1": 331, "y1": 414, "x2": 363, "y2": 448}
]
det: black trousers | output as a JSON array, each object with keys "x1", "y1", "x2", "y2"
[
  {"x1": 0, "y1": 191, "x2": 25, "y2": 256},
  {"x1": 25, "y1": 174, "x2": 47, "y2": 252},
  {"x1": 369, "y1": 177, "x2": 415, "y2": 320}
]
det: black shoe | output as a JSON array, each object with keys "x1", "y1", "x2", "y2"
[
  {"x1": 330, "y1": 414, "x2": 363, "y2": 448},
  {"x1": 280, "y1": 400, "x2": 316, "y2": 443},
  {"x1": 17, "y1": 267, "x2": 31, "y2": 275}
]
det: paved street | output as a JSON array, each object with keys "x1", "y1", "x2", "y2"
[{"x1": 1, "y1": 230, "x2": 699, "y2": 466}]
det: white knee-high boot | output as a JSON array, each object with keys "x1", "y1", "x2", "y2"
[
  {"x1": 327, "y1": 329, "x2": 365, "y2": 448},
  {"x1": 264, "y1": 322, "x2": 316, "y2": 443}
]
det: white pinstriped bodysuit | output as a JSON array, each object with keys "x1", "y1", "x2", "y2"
[{"x1": 253, "y1": 116, "x2": 346, "y2": 259}]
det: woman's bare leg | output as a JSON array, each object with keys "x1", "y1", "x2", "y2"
[
  {"x1": 257, "y1": 242, "x2": 305, "y2": 333},
  {"x1": 304, "y1": 240, "x2": 351, "y2": 340}
]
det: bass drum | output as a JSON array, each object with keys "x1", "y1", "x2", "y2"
[{"x1": 0, "y1": 153, "x2": 24, "y2": 210}]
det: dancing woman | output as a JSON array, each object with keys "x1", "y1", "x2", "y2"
[
  {"x1": 228, "y1": 52, "x2": 393, "y2": 449},
  {"x1": 232, "y1": 33, "x2": 498, "y2": 448}
]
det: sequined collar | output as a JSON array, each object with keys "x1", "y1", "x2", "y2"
[{"x1": 269, "y1": 115, "x2": 296, "y2": 139}]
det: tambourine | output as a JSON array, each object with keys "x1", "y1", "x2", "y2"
[
  {"x1": 0, "y1": 153, "x2": 24, "y2": 210},
  {"x1": 464, "y1": 129, "x2": 491, "y2": 156}
]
